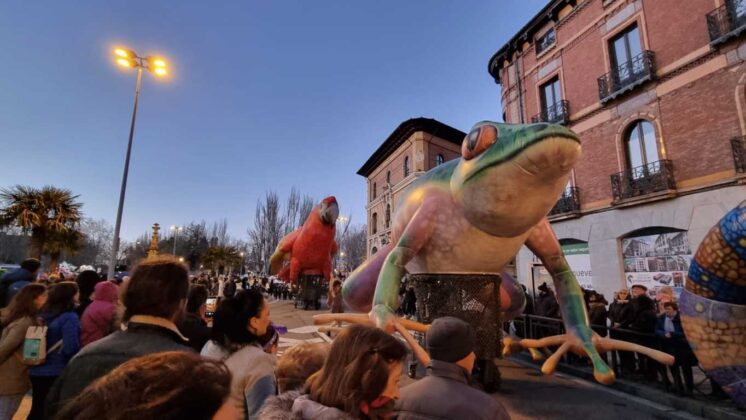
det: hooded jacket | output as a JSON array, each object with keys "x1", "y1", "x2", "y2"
[{"x1": 80, "y1": 281, "x2": 119, "y2": 347}]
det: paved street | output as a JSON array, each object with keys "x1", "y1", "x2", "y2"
[
  {"x1": 269, "y1": 299, "x2": 703, "y2": 420},
  {"x1": 13, "y1": 299, "x2": 704, "y2": 420}
]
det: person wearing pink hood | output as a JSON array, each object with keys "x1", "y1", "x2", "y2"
[{"x1": 80, "y1": 281, "x2": 120, "y2": 347}]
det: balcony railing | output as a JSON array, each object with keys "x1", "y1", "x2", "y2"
[
  {"x1": 549, "y1": 186, "x2": 581, "y2": 216},
  {"x1": 610, "y1": 160, "x2": 676, "y2": 202},
  {"x1": 732, "y1": 136, "x2": 746, "y2": 173},
  {"x1": 707, "y1": 0, "x2": 746, "y2": 46},
  {"x1": 598, "y1": 50, "x2": 656, "y2": 104},
  {"x1": 531, "y1": 100, "x2": 570, "y2": 125}
]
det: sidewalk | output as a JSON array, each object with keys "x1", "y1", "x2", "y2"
[{"x1": 508, "y1": 354, "x2": 745, "y2": 420}]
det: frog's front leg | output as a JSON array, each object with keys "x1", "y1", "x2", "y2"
[
  {"x1": 511, "y1": 218, "x2": 673, "y2": 384},
  {"x1": 523, "y1": 218, "x2": 613, "y2": 382},
  {"x1": 371, "y1": 197, "x2": 438, "y2": 331}
]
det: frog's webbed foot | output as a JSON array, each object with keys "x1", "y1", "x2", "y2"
[{"x1": 503, "y1": 333, "x2": 675, "y2": 384}]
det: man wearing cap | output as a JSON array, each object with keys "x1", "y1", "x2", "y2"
[
  {"x1": 627, "y1": 283, "x2": 658, "y2": 380},
  {"x1": 395, "y1": 317, "x2": 511, "y2": 420}
]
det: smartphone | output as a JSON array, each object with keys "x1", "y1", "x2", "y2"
[{"x1": 205, "y1": 297, "x2": 218, "y2": 317}]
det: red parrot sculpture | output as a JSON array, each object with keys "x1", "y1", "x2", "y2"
[{"x1": 269, "y1": 196, "x2": 339, "y2": 282}]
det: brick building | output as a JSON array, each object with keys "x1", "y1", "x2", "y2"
[
  {"x1": 488, "y1": 0, "x2": 746, "y2": 300},
  {"x1": 357, "y1": 118, "x2": 464, "y2": 256}
]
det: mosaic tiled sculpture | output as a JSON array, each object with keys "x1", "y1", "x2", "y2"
[
  {"x1": 680, "y1": 200, "x2": 746, "y2": 408},
  {"x1": 319, "y1": 121, "x2": 673, "y2": 384}
]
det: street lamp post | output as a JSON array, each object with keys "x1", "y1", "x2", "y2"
[
  {"x1": 107, "y1": 48, "x2": 169, "y2": 280},
  {"x1": 170, "y1": 225, "x2": 183, "y2": 255}
]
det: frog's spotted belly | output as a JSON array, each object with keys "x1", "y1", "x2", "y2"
[{"x1": 406, "y1": 210, "x2": 529, "y2": 274}]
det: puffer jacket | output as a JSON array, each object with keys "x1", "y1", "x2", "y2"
[
  {"x1": 256, "y1": 390, "x2": 302, "y2": 420},
  {"x1": 80, "y1": 281, "x2": 119, "y2": 347},
  {"x1": 291, "y1": 395, "x2": 355, "y2": 420},
  {"x1": 28, "y1": 311, "x2": 80, "y2": 377}
]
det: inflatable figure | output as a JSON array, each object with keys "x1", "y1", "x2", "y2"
[
  {"x1": 269, "y1": 196, "x2": 339, "y2": 282},
  {"x1": 323, "y1": 121, "x2": 673, "y2": 384},
  {"x1": 680, "y1": 200, "x2": 746, "y2": 408}
]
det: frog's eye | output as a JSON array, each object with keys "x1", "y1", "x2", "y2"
[{"x1": 461, "y1": 125, "x2": 498, "y2": 160}]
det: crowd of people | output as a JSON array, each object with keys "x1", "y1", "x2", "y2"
[
  {"x1": 0, "y1": 257, "x2": 512, "y2": 420},
  {"x1": 522, "y1": 281, "x2": 700, "y2": 396}
]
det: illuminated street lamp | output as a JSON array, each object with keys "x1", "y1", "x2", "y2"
[
  {"x1": 107, "y1": 47, "x2": 170, "y2": 280},
  {"x1": 170, "y1": 225, "x2": 183, "y2": 255}
]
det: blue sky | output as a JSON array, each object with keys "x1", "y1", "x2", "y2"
[{"x1": 0, "y1": 1, "x2": 546, "y2": 241}]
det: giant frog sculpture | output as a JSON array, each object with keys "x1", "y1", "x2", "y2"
[{"x1": 326, "y1": 120, "x2": 673, "y2": 384}]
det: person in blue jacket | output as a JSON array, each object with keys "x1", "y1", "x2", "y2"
[
  {"x1": 655, "y1": 301, "x2": 697, "y2": 395},
  {"x1": 0, "y1": 259, "x2": 41, "y2": 307},
  {"x1": 28, "y1": 281, "x2": 80, "y2": 420}
]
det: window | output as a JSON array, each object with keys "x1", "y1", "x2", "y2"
[
  {"x1": 404, "y1": 156, "x2": 410, "y2": 177},
  {"x1": 536, "y1": 28, "x2": 556, "y2": 55},
  {"x1": 371, "y1": 213, "x2": 378, "y2": 234},
  {"x1": 626, "y1": 120, "x2": 659, "y2": 175},
  {"x1": 371, "y1": 246, "x2": 378, "y2": 255},
  {"x1": 540, "y1": 77, "x2": 562, "y2": 121},
  {"x1": 386, "y1": 170, "x2": 391, "y2": 184},
  {"x1": 436, "y1": 154, "x2": 445, "y2": 166},
  {"x1": 385, "y1": 204, "x2": 391, "y2": 228},
  {"x1": 609, "y1": 24, "x2": 643, "y2": 83},
  {"x1": 372, "y1": 182, "x2": 377, "y2": 200}
]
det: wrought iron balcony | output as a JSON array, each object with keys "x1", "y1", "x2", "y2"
[
  {"x1": 598, "y1": 51, "x2": 656, "y2": 104},
  {"x1": 732, "y1": 136, "x2": 746, "y2": 173},
  {"x1": 707, "y1": 0, "x2": 746, "y2": 46},
  {"x1": 549, "y1": 187, "x2": 581, "y2": 217},
  {"x1": 531, "y1": 100, "x2": 570, "y2": 125},
  {"x1": 610, "y1": 160, "x2": 676, "y2": 203}
]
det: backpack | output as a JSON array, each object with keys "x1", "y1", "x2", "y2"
[{"x1": 22, "y1": 325, "x2": 63, "y2": 366}]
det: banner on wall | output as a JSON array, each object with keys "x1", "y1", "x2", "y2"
[
  {"x1": 621, "y1": 231, "x2": 692, "y2": 298},
  {"x1": 561, "y1": 242, "x2": 593, "y2": 290}
]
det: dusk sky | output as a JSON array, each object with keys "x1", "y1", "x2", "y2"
[{"x1": 0, "y1": 1, "x2": 546, "y2": 242}]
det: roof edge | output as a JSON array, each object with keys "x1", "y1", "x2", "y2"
[
  {"x1": 357, "y1": 118, "x2": 465, "y2": 177},
  {"x1": 488, "y1": 0, "x2": 578, "y2": 83}
]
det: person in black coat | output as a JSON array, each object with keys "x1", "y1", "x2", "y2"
[
  {"x1": 177, "y1": 285, "x2": 211, "y2": 352},
  {"x1": 587, "y1": 291, "x2": 608, "y2": 337},
  {"x1": 608, "y1": 289, "x2": 635, "y2": 374},
  {"x1": 627, "y1": 285, "x2": 658, "y2": 381},
  {"x1": 656, "y1": 302, "x2": 697, "y2": 395},
  {"x1": 535, "y1": 282, "x2": 560, "y2": 318}
]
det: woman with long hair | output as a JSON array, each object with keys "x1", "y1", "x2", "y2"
[
  {"x1": 28, "y1": 281, "x2": 80, "y2": 420},
  {"x1": 0, "y1": 284, "x2": 47, "y2": 419},
  {"x1": 201, "y1": 288, "x2": 275, "y2": 418},
  {"x1": 55, "y1": 352, "x2": 237, "y2": 420},
  {"x1": 293, "y1": 324, "x2": 407, "y2": 419}
]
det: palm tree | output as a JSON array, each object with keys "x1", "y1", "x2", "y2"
[
  {"x1": 46, "y1": 229, "x2": 84, "y2": 272},
  {"x1": 0, "y1": 185, "x2": 83, "y2": 260},
  {"x1": 202, "y1": 245, "x2": 242, "y2": 275}
]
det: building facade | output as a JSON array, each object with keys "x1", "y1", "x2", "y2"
[
  {"x1": 357, "y1": 118, "x2": 464, "y2": 257},
  {"x1": 489, "y1": 0, "x2": 746, "y2": 301}
]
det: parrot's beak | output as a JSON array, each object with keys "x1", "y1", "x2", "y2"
[{"x1": 321, "y1": 201, "x2": 339, "y2": 225}]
